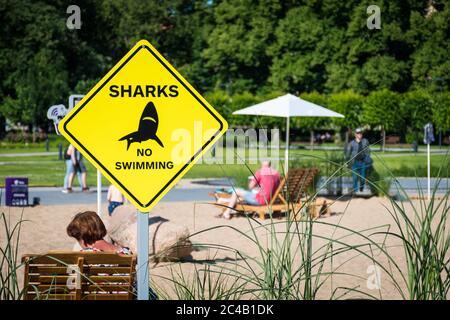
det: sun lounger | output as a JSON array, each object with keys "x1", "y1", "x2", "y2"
[
  {"x1": 210, "y1": 168, "x2": 330, "y2": 220},
  {"x1": 22, "y1": 251, "x2": 136, "y2": 300}
]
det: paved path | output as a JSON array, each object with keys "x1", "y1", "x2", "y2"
[
  {"x1": 318, "y1": 177, "x2": 449, "y2": 197},
  {"x1": 319, "y1": 177, "x2": 449, "y2": 190},
  {"x1": 0, "y1": 187, "x2": 217, "y2": 206},
  {"x1": 1, "y1": 148, "x2": 448, "y2": 158},
  {"x1": 301, "y1": 145, "x2": 449, "y2": 153},
  {"x1": 1, "y1": 177, "x2": 447, "y2": 207}
]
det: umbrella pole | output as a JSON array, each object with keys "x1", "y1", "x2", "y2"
[{"x1": 285, "y1": 117, "x2": 290, "y2": 175}]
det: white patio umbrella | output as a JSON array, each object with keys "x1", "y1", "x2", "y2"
[{"x1": 233, "y1": 93, "x2": 344, "y2": 174}]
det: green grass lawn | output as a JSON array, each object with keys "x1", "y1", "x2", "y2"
[
  {"x1": 0, "y1": 135, "x2": 67, "y2": 153},
  {"x1": 0, "y1": 147, "x2": 448, "y2": 187},
  {"x1": 0, "y1": 147, "x2": 60, "y2": 154},
  {"x1": 0, "y1": 156, "x2": 110, "y2": 187},
  {"x1": 0, "y1": 157, "x2": 260, "y2": 188}
]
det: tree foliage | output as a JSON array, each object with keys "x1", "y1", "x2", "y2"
[
  {"x1": 0, "y1": 0, "x2": 449, "y2": 133},
  {"x1": 328, "y1": 91, "x2": 364, "y2": 131},
  {"x1": 363, "y1": 89, "x2": 401, "y2": 131}
]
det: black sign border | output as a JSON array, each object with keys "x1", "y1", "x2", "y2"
[{"x1": 63, "y1": 44, "x2": 225, "y2": 210}]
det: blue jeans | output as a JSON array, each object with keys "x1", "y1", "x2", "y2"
[
  {"x1": 242, "y1": 191, "x2": 261, "y2": 206},
  {"x1": 64, "y1": 160, "x2": 82, "y2": 189},
  {"x1": 233, "y1": 188, "x2": 261, "y2": 206},
  {"x1": 352, "y1": 161, "x2": 367, "y2": 192}
]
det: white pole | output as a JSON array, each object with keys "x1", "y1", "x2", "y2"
[
  {"x1": 284, "y1": 117, "x2": 290, "y2": 175},
  {"x1": 97, "y1": 170, "x2": 102, "y2": 216},
  {"x1": 427, "y1": 143, "x2": 431, "y2": 200},
  {"x1": 137, "y1": 211, "x2": 149, "y2": 300}
]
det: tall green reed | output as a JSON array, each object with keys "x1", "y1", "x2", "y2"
[
  {"x1": 154, "y1": 153, "x2": 401, "y2": 300},
  {"x1": 152, "y1": 260, "x2": 246, "y2": 300},
  {"x1": 0, "y1": 210, "x2": 27, "y2": 300},
  {"x1": 1, "y1": 143, "x2": 448, "y2": 300},
  {"x1": 155, "y1": 144, "x2": 449, "y2": 300},
  {"x1": 365, "y1": 148, "x2": 450, "y2": 299},
  {"x1": 382, "y1": 179, "x2": 449, "y2": 298}
]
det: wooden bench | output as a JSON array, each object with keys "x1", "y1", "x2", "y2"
[
  {"x1": 385, "y1": 135, "x2": 414, "y2": 149},
  {"x1": 385, "y1": 135, "x2": 401, "y2": 144},
  {"x1": 211, "y1": 168, "x2": 330, "y2": 220},
  {"x1": 22, "y1": 251, "x2": 136, "y2": 300}
]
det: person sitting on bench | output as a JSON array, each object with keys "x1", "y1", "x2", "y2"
[
  {"x1": 217, "y1": 160, "x2": 280, "y2": 219},
  {"x1": 66, "y1": 211, "x2": 158, "y2": 300},
  {"x1": 67, "y1": 211, "x2": 131, "y2": 255}
]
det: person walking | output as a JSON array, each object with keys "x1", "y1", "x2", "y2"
[
  {"x1": 62, "y1": 144, "x2": 81, "y2": 193},
  {"x1": 73, "y1": 146, "x2": 89, "y2": 192},
  {"x1": 346, "y1": 128, "x2": 372, "y2": 193},
  {"x1": 63, "y1": 144, "x2": 89, "y2": 193}
]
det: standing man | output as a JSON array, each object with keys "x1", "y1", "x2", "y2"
[{"x1": 346, "y1": 128, "x2": 372, "y2": 193}]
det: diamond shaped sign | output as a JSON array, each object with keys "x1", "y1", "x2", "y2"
[{"x1": 59, "y1": 40, "x2": 228, "y2": 211}]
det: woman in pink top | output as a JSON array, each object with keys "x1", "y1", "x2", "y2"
[{"x1": 218, "y1": 161, "x2": 280, "y2": 219}]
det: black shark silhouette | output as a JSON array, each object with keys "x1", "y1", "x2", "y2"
[{"x1": 119, "y1": 101, "x2": 164, "y2": 150}]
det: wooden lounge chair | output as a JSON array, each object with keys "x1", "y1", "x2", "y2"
[
  {"x1": 211, "y1": 168, "x2": 330, "y2": 220},
  {"x1": 22, "y1": 251, "x2": 136, "y2": 300}
]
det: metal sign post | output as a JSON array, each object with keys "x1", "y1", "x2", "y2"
[
  {"x1": 427, "y1": 143, "x2": 431, "y2": 200},
  {"x1": 423, "y1": 122, "x2": 435, "y2": 200},
  {"x1": 137, "y1": 211, "x2": 149, "y2": 300},
  {"x1": 97, "y1": 170, "x2": 102, "y2": 216}
]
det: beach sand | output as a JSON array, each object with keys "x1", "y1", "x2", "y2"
[{"x1": 1, "y1": 196, "x2": 448, "y2": 300}]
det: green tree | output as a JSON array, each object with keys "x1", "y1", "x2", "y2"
[
  {"x1": 204, "y1": 90, "x2": 232, "y2": 122},
  {"x1": 432, "y1": 92, "x2": 450, "y2": 133},
  {"x1": 203, "y1": 0, "x2": 282, "y2": 94},
  {"x1": 291, "y1": 92, "x2": 330, "y2": 148},
  {"x1": 2, "y1": 49, "x2": 69, "y2": 128},
  {"x1": 400, "y1": 90, "x2": 433, "y2": 143},
  {"x1": 329, "y1": 0, "x2": 421, "y2": 94},
  {"x1": 228, "y1": 92, "x2": 264, "y2": 127},
  {"x1": 328, "y1": 90, "x2": 364, "y2": 144},
  {"x1": 408, "y1": 4, "x2": 450, "y2": 92},
  {"x1": 269, "y1": 6, "x2": 343, "y2": 93},
  {"x1": 361, "y1": 55, "x2": 409, "y2": 92},
  {"x1": 1, "y1": 0, "x2": 449, "y2": 136},
  {"x1": 0, "y1": 1, "x2": 70, "y2": 129},
  {"x1": 363, "y1": 89, "x2": 402, "y2": 150}
]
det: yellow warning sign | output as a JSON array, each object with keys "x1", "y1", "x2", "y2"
[{"x1": 59, "y1": 40, "x2": 228, "y2": 211}]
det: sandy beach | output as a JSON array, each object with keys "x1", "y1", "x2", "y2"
[{"x1": 1, "y1": 196, "x2": 448, "y2": 300}]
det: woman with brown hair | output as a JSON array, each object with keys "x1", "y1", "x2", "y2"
[
  {"x1": 66, "y1": 211, "x2": 158, "y2": 299},
  {"x1": 67, "y1": 211, "x2": 130, "y2": 254}
]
